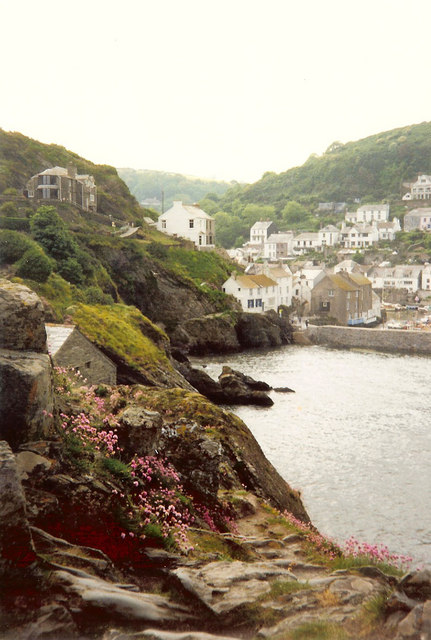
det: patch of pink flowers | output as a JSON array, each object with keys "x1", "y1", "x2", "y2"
[
  {"x1": 283, "y1": 511, "x2": 412, "y2": 570},
  {"x1": 60, "y1": 411, "x2": 120, "y2": 457},
  {"x1": 342, "y1": 535, "x2": 413, "y2": 569},
  {"x1": 126, "y1": 455, "x2": 194, "y2": 549}
]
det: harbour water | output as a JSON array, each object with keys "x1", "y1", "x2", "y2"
[{"x1": 193, "y1": 345, "x2": 431, "y2": 567}]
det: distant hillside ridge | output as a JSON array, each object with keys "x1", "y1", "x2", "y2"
[
  {"x1": 220, "y1": 121, "x2": 431, "y2": 212},
  {"x1": 118, "y1": 167, "x2": 236, "y2": 211},
  {"x1": 0, "y1": 129, "x2": 142, "y2": 222}
]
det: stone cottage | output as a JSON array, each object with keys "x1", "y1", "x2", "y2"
[
  {"x1": 45, "y1": 325, "x2": 116, "y2": 385},
  {"x1": 26, "y1": 165, "x2": 97, "y2": 212}
]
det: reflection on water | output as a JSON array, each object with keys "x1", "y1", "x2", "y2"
[{"x1": 193, "y1": 345, "x2": 431, "y2": 567}]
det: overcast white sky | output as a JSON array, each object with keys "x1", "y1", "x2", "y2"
[{"x1": 1, "y1": 0, "x2": 431, "y2": 183}]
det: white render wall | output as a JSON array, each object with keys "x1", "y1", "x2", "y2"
[
  {"x1": 157, "y1": 201, "x2": 215, "y2": 247},
  {"x1": 222, "y1": 277, "x2": 278, "y2": 313}
]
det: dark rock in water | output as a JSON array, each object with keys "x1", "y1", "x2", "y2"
[
  {"x1": 274, "y1": 386, "x2": 295, "y2": 393},
  {"x1": 171, "y1": 314, "x2": 240, "y2": 355},
  {"x1": 171, "y1": 309, "x2": 293, "y2": 356},
  {"x1": 175, "y1": 362, "x2": 228, "y2": 404},
  {"x1": 218, "y1": 366, "x2": 274, "y2": 407},
  {"x1": 235, "y1": 310, "x2": 293, "y2": 349},
  {"x1": 176, "y1": 362, "x2": 274, "y2": 406}
]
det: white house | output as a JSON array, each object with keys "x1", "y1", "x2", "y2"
[
  {"x1": 263, "y1": 232, "x2": 295, "y2": 260},
  {"x1": 318, "y1": 225, "x2": 340, "y2": 247},
  {"x1": 292, "y1": 232, "x2": 321, "y2": 254},
  {"x1": 246, "y1": 263, "x2": 293, "y2": 307},
  {"x1": 403, "y1": 208, "x2": 431, "y2": 232},
  {"x1": 406, "y1": 175, "x2": 431, "y2": 200},
  {"x1": 334, "y1": 259, "x2": 365, "y2": 274},
  {"x1": 249, "y1": 220, "x2": 278, "y2": 244},
  {"x1": 157, "y1": 201, "x2": 215, "y2": 248},
  {"x1": 366, "y1": 265, "x2": 423, "y2": 293},
  {"x1": 294, "y1": 266, "x2": 326, "y2": 291},
  {"x1": 345, "y1": 204, "x2": 390, "y2": 224},
  {"x1": 222, "y1": 273, "x2": 279, "y2": 313},
  {"x1": 340, "y1": 223, "x2": 379, "y2": 249},
  {"x1": 376, "y1": 218, "x2": 401, "y2": 241}
]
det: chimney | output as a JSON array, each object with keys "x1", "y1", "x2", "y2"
[{"x1": 67, "y1": 164, "x2": 77, "y2": 178}]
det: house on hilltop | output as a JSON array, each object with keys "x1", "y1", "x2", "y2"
[
  {"x1": 26, "y1": 165, "x2": 97, "y2": 212},
  {"x1": 403, "y1": 175, "x2": 431, "y2": 200},
  {"x1": 46, "y1": 324, "x2": 116, "y2": 385},
  {"x1": 157, "y1": 201, "x2": 215, "y2": 249}
]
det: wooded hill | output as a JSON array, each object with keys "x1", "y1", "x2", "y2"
[
  {"x1": 221, "y1": 121, "x2": 431, "y2": 210},
  {"x1": 117, "y1": 167, "x2": 234, "y2": 211},
  {"x1": 198, "y1": 121, "x2": 431, "y2": 247}
]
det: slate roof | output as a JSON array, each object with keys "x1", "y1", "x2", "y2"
[{"x1": 45, "y1": 325, "x2": 75, "y2": 356}]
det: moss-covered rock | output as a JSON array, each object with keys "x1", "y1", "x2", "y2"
[{"x1": 69, "y1": 303, "x2": 191, "y2": 388}]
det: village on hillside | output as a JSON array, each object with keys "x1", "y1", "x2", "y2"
[
  {"x1": 15, "y1": 165, "x2": 431, "y2": 330},
  {"x1": 155, "y1": 176, "x2": 431, "y2": 329}
]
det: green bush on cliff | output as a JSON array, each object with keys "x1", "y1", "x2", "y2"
[
  {"x1": 15, "y1": 246, "x2": 54, "y2": 283},
  {"x1": 0, "y1": 229, "x2": 34, "y2": 263}
]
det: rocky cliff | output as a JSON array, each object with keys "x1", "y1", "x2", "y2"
[{"x1": 1, "y1": 280, "x2": 430, "y2": 640}]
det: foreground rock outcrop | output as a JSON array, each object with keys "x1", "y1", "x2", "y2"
[
  {"x1": 0, "y1": 279, "x2": 54, "y2": 449},
  {"x1": 1, "y1": 279, "x2": 430, "y2": 640}
]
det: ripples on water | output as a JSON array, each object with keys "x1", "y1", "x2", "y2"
[{"x1": 193, "y1": 345, "x2": 431, "y2": 567}]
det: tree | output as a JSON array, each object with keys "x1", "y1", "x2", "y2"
[{"x1": 281, "y1": 201, "x2": 309, "y2": 226}]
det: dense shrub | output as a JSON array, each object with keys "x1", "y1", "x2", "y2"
[
  {"x1": 0, "y1": 201, "x2": 18, "y2": 216},
  {"x1": 15, "y1": 247, "x2": 54, "y2": 283},
  {"x1": 0, "y1": 217, "x2": 30, "y2": 231},
  {"x1": 0, "y1": 229, "x2": 34, "y2": 264},
  {"x1": 57, "y1": 256, "x2": 84, "y2": 285}
]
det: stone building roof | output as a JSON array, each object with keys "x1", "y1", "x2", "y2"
[{"x1": 45, "y1": 325, "x2": 75, "y2": 356}]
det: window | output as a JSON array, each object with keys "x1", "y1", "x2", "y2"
[
  {"x1": 255, "y1": 299, "x2": 262, "y2": 307},
  {"x1": 328, "y1": 289, "x2": 334, "y2": 297},
  {"x1": 247, "y1": 299, "x2": 255, "y2": 308},
  {"x1": 161, "y1": 220, "x2": 166, "y2": 229},
  {"x1": 85, "y1": 361, "x2": 91, "y2": 369},
  {"x1": 189, "y1": 219, "x2": 194, "y2": 228}
]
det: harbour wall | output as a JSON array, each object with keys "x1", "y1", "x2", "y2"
[{"x1": 305, "y1": 324, "x2": 431, "y2": 355}]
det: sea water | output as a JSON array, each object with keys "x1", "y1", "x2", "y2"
[{"x1": 193, "y1": 345, "x2": 431, "y2": 567}]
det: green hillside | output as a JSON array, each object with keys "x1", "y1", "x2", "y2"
[
  {"x1": 117, "y1": 167, "x2": 235, "y2": 211},
  {"x1": 0, "y1": 129, "x2": 142, "y2": 221},
  {"x1": 227, "y1": 121, "x2": 431, "y2": 208},
  {"x1": 206, "y1": 121, "x2": 431, "y2": 247}
]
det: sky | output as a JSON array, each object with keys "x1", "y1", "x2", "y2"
[{"x1": 1, "y1": 0, "x2": 431, "y2": 183}]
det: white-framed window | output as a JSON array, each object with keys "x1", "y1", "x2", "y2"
[
  {"x1": 328, "y1": 289, "x2": 334, "y2": 297},
  {"x1": 189, "y1": 219, "x2": 194, "y2": 228},
  {"x1": 161, "y1": 220, "x2": 166, "y2": 229}
]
